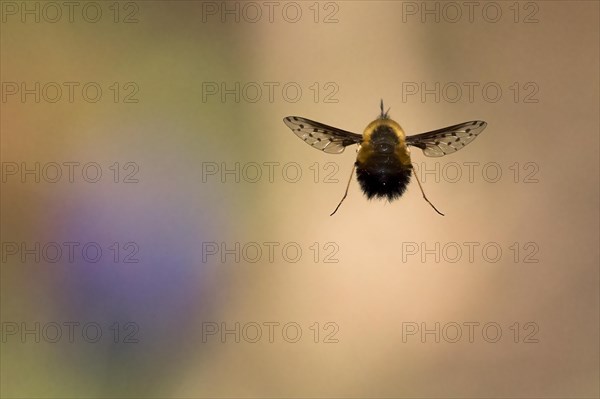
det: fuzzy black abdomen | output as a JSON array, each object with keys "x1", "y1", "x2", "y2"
[{"x1": 355, "y1": 155, "x2": 412, "y2": 201}]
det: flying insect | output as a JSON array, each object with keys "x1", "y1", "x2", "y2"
[{"x1": 283, "y1": 101, "x2": 487, "y2": 216}]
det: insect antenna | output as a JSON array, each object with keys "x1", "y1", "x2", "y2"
[
  {"x1": 379, "y1": 99, "x2": 391, "y2": 119},
  {"x1": 411, "y1": 166, "x2": 445, "y2": 216},
  {"x1": 330, "y1": 164, "x2": 356, "y2": 216}
]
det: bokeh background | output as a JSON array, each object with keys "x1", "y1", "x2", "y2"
[{"x1": 1, "y1": 1, "x2": 598, "y2": 398}]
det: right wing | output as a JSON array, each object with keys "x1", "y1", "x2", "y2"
[{"x1": 406, "y1": 120, "x2": 487, "y2": 157}]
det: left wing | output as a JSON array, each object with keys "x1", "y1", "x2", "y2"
[
  {"x1": 406, "y1": 120, "x2": 487, "y2": 157},
  {"x1": 283, "y1": 116, "x2": 363, "y2": 154}
]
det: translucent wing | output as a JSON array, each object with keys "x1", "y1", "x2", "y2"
[
  {"x1": 406, "y1": 120, "x2": 487, "y2": 157},
  {"x1": 283, "y1": 116, "x2": 363, "y2": 154}
]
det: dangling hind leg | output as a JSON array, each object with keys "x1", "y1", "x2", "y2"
[
  {"x1": 330, "y1": 164, "x2": 356, "y2": 216},
  {"x1": 412, "y1": 166, "x2": 445, "y2": 216}
]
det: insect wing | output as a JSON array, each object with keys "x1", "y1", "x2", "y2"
[
  {"x1": 406, "y1": 120, "x2": 487, "y2": 157},
  {"x1": 283, "y1": 116, "x2": 363, "y2": 154}
]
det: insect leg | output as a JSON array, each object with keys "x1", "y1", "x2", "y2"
[
  {"x1": 411, "y1": 166, "x2": 445, "y2": 216},
  {"x1": 330, "y1": 163, "x2": 356, "y2": 216}
]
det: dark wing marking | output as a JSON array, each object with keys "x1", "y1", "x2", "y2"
[
  {"x1": 283, "y1": 116, "x2": 363, "y2": 154},
  {"x1": 406, "y1": 120, "x2": 487, "y2": 157}
]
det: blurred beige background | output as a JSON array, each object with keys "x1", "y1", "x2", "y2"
[{"x1": 1, "y1": 1, "x2": 598, "y2": 398}]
